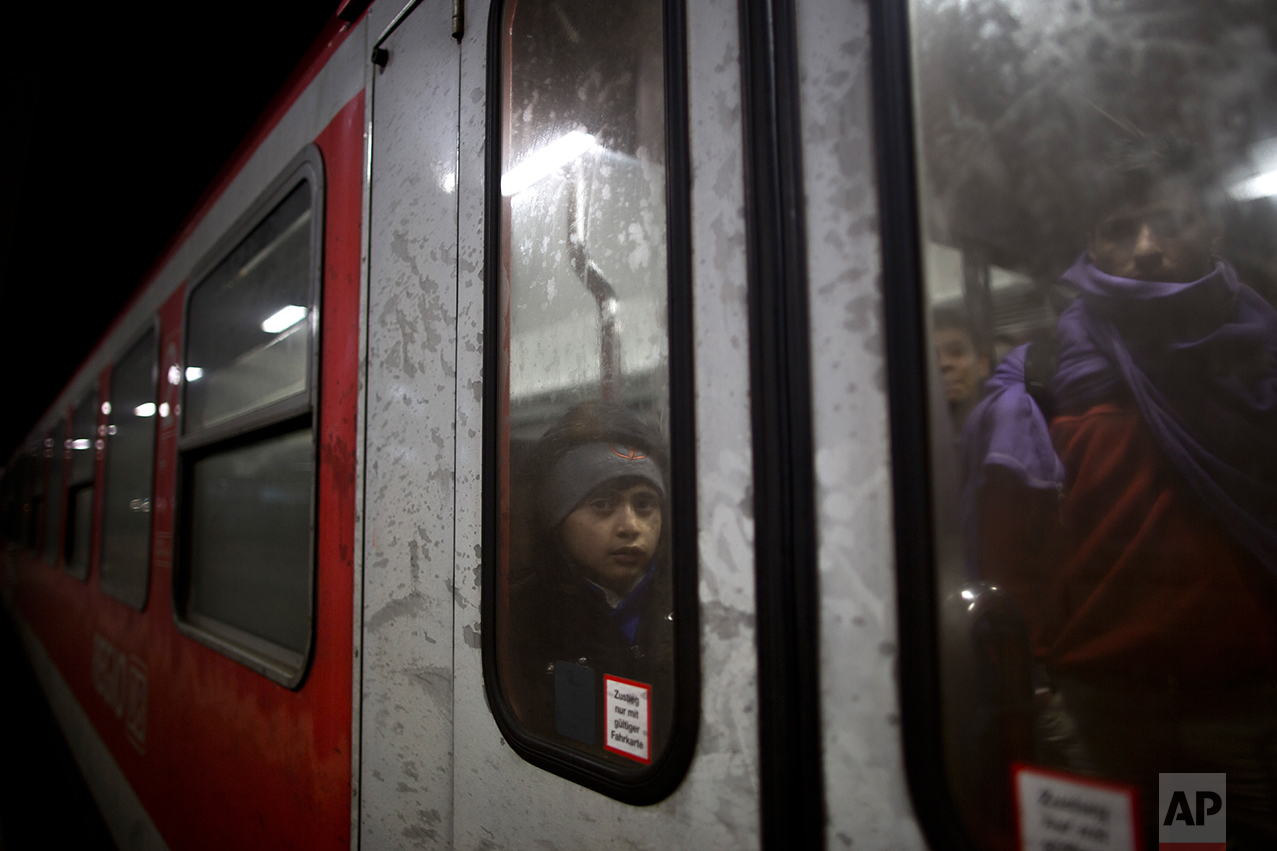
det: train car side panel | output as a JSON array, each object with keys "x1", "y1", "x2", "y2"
[
  {"x1": 360, "y1": 1, "x2": 461, "y2": 844},
  {"x1": 140, "y1": 98, "x2": 363, "y2": 851},
  {"x1": 312, "y1": 88, "x2": 364, "y2": 821},
  {"x1": 794, "y1": 0, "x2": 927, "y2": 846},
  {"x1": 449, "y1": 0, "x2": 762, "y2": 845}
]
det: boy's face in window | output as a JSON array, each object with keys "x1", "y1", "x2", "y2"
[
  {"x1": 1088, "y1": 178, "x2": 1218, "y2": 283},
  {"x1": 560, "y1": 482, "x2": 662, "y2": 595},
  {"x1": 934, "y1": 326, "x2": 988, "y2": 408}
]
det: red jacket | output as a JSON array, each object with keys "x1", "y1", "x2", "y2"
[{"x1": 979, "y1": 399, "x2": 1277, "y2": 687}]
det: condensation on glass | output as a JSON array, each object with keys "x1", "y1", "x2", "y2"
[
  {"x1": 910, "y1": 1, "x2": 1277, "y2": 847},
  {"x1": 494, "y1": 0, "x2": 675, "y2": 770},
  {"x1": 180, "y1": 174, "x2": 317, "y2": 681},
  {"x1": 42, "y1": 420, "x2": 65, "y2": 566},
  {"x1": 101, "y1": 328, "x2": 158, "y2": 609},
  {"x1": 65, "y1": 390, "x2": 99, "y2": 579}
]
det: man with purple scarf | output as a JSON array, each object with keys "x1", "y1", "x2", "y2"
[{"x1": 961, "y1": 138, "x2": 1277, "y2": 843}]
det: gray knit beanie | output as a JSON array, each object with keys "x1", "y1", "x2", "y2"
[{"x1": 539, "y1": 442, "x2": 666, "y2": 529}]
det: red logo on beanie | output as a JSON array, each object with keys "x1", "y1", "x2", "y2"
[{"x1": 611, "y1": 444, "x2": 647, "y2": 461}]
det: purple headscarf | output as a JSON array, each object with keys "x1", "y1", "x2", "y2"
[{"x1": 960, "y1": 254, "x2": 1277, "y2": 577}]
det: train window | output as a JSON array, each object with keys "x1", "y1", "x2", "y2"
[
  {"x1": 175, "y1": 149, "x2": 322, "y2": 687},
  {"x1": 65, "y1": 390, "x2": 99, "y2": 579},
  {"x1": 483, "y1": 0, "x2": 696, "y2": 801},
  {"x1": 185, "y1": 183, "x2": 312, "y2": 433},
  {"x1": 897, "y1": 0, "x2": 1277, "y2": 847},
  {"x1": 100, "y1": 327, "x2": 158, "y2": 609},
  {"x1": 23, "y1": 443, "x2": 44, "y2": 551},
  {"x1": 42, "y1": 420, "x2": 65, "y2": 566}
]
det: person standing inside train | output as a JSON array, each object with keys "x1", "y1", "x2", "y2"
[
  {"x1": 507, "y1": 400, "x2": 675, "y2": 764},
  {"x1": 932, "y1": 306, "x2": 991, "y2": 434},
  {"x1": 959, "y1": 137, "x2": 1277, "y2": 845}
]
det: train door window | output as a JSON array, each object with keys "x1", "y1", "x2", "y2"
[
  {"x1": 42, "y1": 420, "x2": 65, "y2": 566},
  {"x1": 65, "y1": 390, "x2": 99, "y2": 579},
  {"x1": 100, "y1": 327, "x2": 158, "y2": 608},
  {"x1": 891, "y1": 0, "x2": 1277, "y2": 847},
  {"x1": 483, "y1": 0, "x2": 696, "y2": 801},
  {"x1": 175, "y1": 149, "x2": 322, "y2": 687}
]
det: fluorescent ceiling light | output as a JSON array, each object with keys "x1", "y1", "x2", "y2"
[
  {"x1": 71, "y1": 439, "x2": 92, "y2": 450},
  {"x1": 501, "y1": 131, "x2": 596, "y2": 196},
  {"x1": 185, "y1": 367, "x2": 204, "y2": 381},
  {"x1": 1229, "y1": 169, "x2": 1277, "y2": 201},
  {"x1": 261, "y1": 305, "x2": 308, "y2": 334},
  {"x1": 134, "y1": 403, "x2": 157, "y2": 417}
]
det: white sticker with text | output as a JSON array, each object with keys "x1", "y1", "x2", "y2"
[
  {"x1": 1015, "y1": 764, "x2": 1137, "y2": 851},
  {"x1": 604, "y1": 674, "x2": 651, "y2": 764}
]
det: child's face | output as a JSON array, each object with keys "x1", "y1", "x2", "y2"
[{"x1": 560, "y1": 482, "x2": 662, "y2": 595}]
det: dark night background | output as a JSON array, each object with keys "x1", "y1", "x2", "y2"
[
  {"x1": 0, "y1": 6, "x2": 352, "y2": 846},
  {"x1": 0, "y1": 2, "x2": 345, "y2": 467}
]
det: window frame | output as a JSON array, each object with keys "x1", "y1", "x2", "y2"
[
  {"x1": 99, "y1": 319, "x2": 161, "y2": 610},
  {"x1": 479, "y1": 0, "x2": 701, "y2": 804},
  {"x1": 172, "y1": 145, "x2": 325, "y2": 689}
]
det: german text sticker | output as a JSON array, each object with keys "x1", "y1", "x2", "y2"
[
  {"x1": 1014, "y1": 763, "x2": 1138, "y2": 851},
  {"x1": 604, "y1": 674, "x2": 651, "y2": 764}
]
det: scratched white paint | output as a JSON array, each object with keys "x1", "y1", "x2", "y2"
[
  {"x1": 795, "y1": 0, "x2": 927, "y2": 848},
  {"x1": 361, "y1": 1, "x2": 460, "y2": 847},
  {"x1": 449, "y1": 0, "x2": 761, "y2": 848}
]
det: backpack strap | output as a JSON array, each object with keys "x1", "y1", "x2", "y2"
[{"x1": 1023, "y1": 331, "x2": 1059, "y2": 420}]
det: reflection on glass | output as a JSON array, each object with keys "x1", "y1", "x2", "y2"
[
  {"x1": 101, "y1": 329, "x2": 158, "y2": 608},
  {"x1": 65, "y1": 392, "x2": 98, "y2": 578},
  {"x1": 42, "y1": 424, "x2": 64, "y2": 565},
  {"x1": 188, "y1": 429, "x2": 312, "y2": 654},
  {"x1": 496, "y1": 0, "x2": 674, "y2": 769},
  {"x1": 913, "y1": 1, "x2": 1277, "y2": 847},
  {"x1": 185, "y1": 183, "x2": 312, "y2": 432},
  {"x1": 68, "y1": 393, "x2": 97, "y2": 485}
]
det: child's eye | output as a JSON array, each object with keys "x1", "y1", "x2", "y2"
[{"x1": 590, "y1": 498, "x2": 612, "y2": 511}]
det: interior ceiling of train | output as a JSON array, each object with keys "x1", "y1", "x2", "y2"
[
  {"x1": 914, "y1": 0, "x2": 1277, "y2": 295},
  {"x1": 0, "y1": 1, "x2": 335, "y2": 462}
]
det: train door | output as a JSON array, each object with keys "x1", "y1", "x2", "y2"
[
  {"x1": 365, "y1": 0, "x2": 762, "y2": 846},
  {"x1": 363, "y1": 1, "x2": 461, "y2": 844},
  {"x1": 867, "y1": 1, "x2": 1277, "y2": 850},
  {"x1": 787, "y1": 0, "x2": 928, "y2": 848}
]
